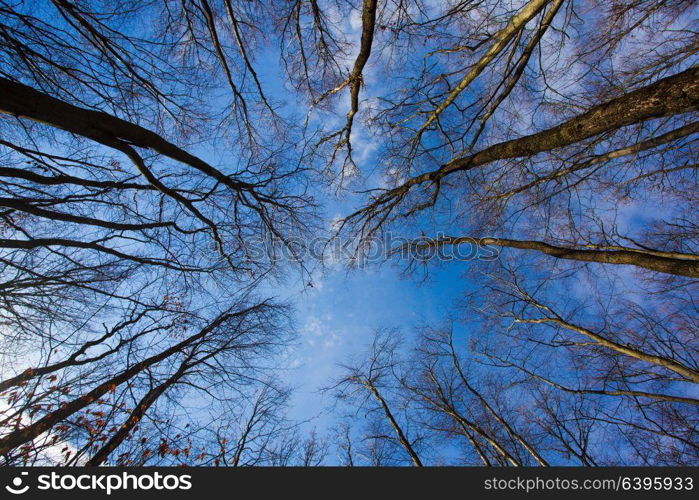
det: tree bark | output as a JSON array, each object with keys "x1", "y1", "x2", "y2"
[
  {"x1": 416, "y1": 0, "x2": 553, "y2": 136},
  {"x1": 0, "y1": 77, "x2": 251, "y2": 193},
  {"x1": 84, "y1": 368, "x2": 186, "y2": 466},
  {"x1": 403, "y1": 66, "x2": 699, "y2": 189},
  {"x1": 517, "y1": 316, "x2": 699, "y2": 383},
  {"x1": 424, "y1": 236, "x2": 699, "y2": 278},
  {"x1": 0, "y1": 310, "x2": 240, "y2": 456},
  {"x1": 365, "y1": 382, "x2": 423, "y2": 466}
]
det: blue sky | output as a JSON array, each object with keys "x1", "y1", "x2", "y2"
[
  {"x1": 5, "y1": 0, "x2": 696, "y2": 466},
  {"x1": 279, "y1": 254, "x2": 470, "y2": 425}
]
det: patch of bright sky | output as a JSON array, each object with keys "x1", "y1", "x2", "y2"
[
  {"x1": 219, "y1": 18, "x2": 482, "y2": 433},
  {"x1": 277, "y1": 258, "x2": 470, "y2": 427}
]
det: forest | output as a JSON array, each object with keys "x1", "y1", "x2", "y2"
[{"x1": 0, "y1": 0, "x2": 697, "y2": 466}]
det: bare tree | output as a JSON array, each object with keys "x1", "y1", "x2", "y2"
[{"x1": 328, "y1": 329, "x2": 425, "y2": 466}]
